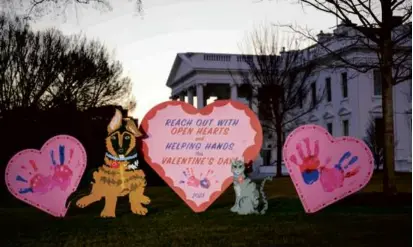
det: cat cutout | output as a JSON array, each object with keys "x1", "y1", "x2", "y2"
[{"x1": 230, "y1": 159, "x2": 272, "y2": 215}]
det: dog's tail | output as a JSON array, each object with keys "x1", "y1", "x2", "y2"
[
  {"x1": 259, "y1": 176, "x2": 273, "y2": 215},
  {"x1": 64, "y1": 168, "x2": 97, "y2": 209},
  {"x1": 65, "y1": 190, "x2": 90, "y2": 209}
]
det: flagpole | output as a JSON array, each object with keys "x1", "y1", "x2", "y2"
[{"x1": 336, "y1": 0, "x2": 339, "y2": 26}]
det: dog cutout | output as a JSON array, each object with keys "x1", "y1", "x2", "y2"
[{"x1": 76, "y1": 109, "x2": 151, "y2": 218}]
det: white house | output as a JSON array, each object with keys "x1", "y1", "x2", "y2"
[{"x1": 165, "y1": 22, "x2": 412, "y2": 176}]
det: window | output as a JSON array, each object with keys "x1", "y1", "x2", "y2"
[
  {"x1": 257, "y1": 87, "x2": 271, "y2": 120},
  {"x1": 342, "y1": 119, "x2": 349, "y2": 136},
  {"x1": 341, "y1": 72, "x2": 348, "y2": 98},
  {"x1": 327, "y1": 123, "x2": 333, "y2": 135},
  {"x1": 373, "y1": 70, "x2": 382, "y2": 95},
  {"x1": 298, "y1": 90, "x2": 303, "y2": 108},
  {"x1": 374, "y1": 118, "x2": 384, "y2": 148},
  {"x1": 326, "y1": 77, "x2": 332, "y2": 102},
  {"x1": 311, "y1": 82, "x2": 317, "y2": 107},
  {"x1": 261, "y1": 149, "x2": 272, "y2": 166}
]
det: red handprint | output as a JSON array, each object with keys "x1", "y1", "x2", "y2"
[
  {"x1": 16, "y1": 160, "x2": 53, "y2": 194},
  {"x1": 289, "y1": 138, "x2": 322, "y2": 185},
  {"x1": 16, "y1": 145, "x2": 75, "y2": 194},
  {"x1": 50, "y1": 145, "x2": 74, "y2": 191},
  {"x1": 178, "y1": 168, "x2": 217, "y2": 189}
]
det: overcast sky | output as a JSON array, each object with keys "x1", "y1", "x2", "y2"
[{"x1": 31, "y1": 0, "x2": 336, "y2": 120}]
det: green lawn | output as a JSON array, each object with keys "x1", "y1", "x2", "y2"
[{"x1": 0, "y1": 173, "x2": 411, "y2": 247}]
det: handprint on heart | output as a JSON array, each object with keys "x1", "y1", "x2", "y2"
[
  {"x1": 289, "y1": 138, "x2": 321, "y2": 185},
  {"x1": 289, "y1": 137, "x2": 361, "y2": 192},
  {"x1": 319, "y1": 151, "x2": 360, "y2": 192},
  {"x1": 50, "y1": 145, "x2": 74, "y2": 191},
  {"x1": 16, "y1": 145, "x2": 74, "y2": 194},
  {"x1": 178, "y1": 168, "x2": 219, "y2": 189}
]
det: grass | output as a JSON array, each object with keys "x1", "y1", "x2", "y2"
[{"x1": 0, "y1": 172, "x2": 411, "y2": 247}]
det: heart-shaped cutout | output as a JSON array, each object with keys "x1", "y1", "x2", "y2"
[
  {"x1": 283, "y1": 124, "x2": 374, "y2": 213},
  {"x1": 5, "y1": 135, "x2": 87, "y2": 217},
  {"x1": 140, "y1": 100, "x2": 262, "y2": 212}
]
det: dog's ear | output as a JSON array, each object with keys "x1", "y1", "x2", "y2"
[
  {"x1": 108, "y1": 109, "x2": 123, "y2": 134},
  {"x1": 126, "y1": 119, "x2": 143, "y2": 137}
]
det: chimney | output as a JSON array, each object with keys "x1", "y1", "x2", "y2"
[{"x1": 317, "y1": 31, "x2": 332, "y2": 43}]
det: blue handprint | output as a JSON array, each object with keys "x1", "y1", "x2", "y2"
[{"x1": 333, "y1": 151, "x2": 359, "y2": 171}]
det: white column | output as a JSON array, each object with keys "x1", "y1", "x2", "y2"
[
  {"x1": 179, "y1": 93, "x2": 185, "y2": 102},
  {"x1": 187, "y1": 87, "x2": 194, "y2": 105},
  {"x1": 230, "y1": 83, "x2": 238, "y2": 101},
  {"x1": 196, "y1": 83, "x2": 204, "y2": 109}
]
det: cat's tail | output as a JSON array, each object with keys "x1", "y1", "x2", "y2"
[{"x1": 259, "y1": 176, "x2": 273, "y2": 215}]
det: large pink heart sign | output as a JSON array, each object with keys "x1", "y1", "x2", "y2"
[
  {"x1": 5, "y1": 135, "x2": 87, "y2": 217},
  {"x1": 283, "y1": 124, "x2": 374, "y2": 213},
  {"x1": 141, "y1": 100, "x2": 262, "y2": 212}
]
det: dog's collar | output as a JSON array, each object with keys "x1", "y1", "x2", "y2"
[{"x1": 105, "y1": 153, "x2": 138, "y2": 161}]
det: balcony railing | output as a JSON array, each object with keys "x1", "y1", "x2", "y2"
[{"x1": 203, "y1": 54, "x2": 231, "y2": 62}]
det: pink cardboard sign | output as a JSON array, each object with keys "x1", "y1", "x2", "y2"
[
  {"x1": 141, "y1": 100, "x2": 262, "y2": 212},
  {"x1": 5, "y1": 135, "x2": 87, "y2": 217},
  {"x1": 283, "y1": 124, "x2": 374, "y2": 213}
]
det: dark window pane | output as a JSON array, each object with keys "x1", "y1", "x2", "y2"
[
  {"x1": 327, "y1": 123, "x2": 333, "y2": 134},
  {"x1": 311, "y1": 82, "x2": 317, "y2": 107},
  {"x1": 260, "y1": 150, "x2": 272, "y2": 166},
  {"x1": 298, "y1": 90, "x2": 303, "y2": 108},
  {"x1": 341, "y1": 72, "x2": 348, "y2": 98},
  {"x1": 342, "y1": 120, "x2": 349, "y2": 136},
  {"x1": 375, "y1": 118, "x2": 384, "y2": 148},
  {"x1": 326, "y1": 77, "x2": 332, "y2": 102},
  {"x1": 373, "y1": 70, "x2": 382, "y2": 95}
]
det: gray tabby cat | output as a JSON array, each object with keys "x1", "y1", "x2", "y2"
[{"x1": 230, "y1": 159, "x2": 272, "y2": 215}]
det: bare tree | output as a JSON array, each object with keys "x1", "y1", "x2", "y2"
[
  {"x1": 233, "y1": 25, "x2": 324, "y2": 177},
  {"x1": 0, "y1": 14, "x2": 132, "y2": 115},
  {"x1": 0, "y1": 0, "x2": 143, "y2": 21},
  {"x1": 0, "y1": 15, "x2": 65, "y2": 112},
  {"x1": 364, "y1": 118, "x2": 384, "y2": 171},
  {"x1": 43, "y1": 34, "x2": 132, "y2": 109},
  {"x1": 364, "y1": 117, "x2": 400, "y2": 171},
  {"x1": 279, "y1": 0, "x2": 412, "y2": 195}
]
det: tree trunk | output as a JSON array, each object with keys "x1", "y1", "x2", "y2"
[
  {"x1": 380, "y1": 17, "x2": 398, "y2": 195},
  {"x1": 276, "y1": 124, "x2": 283, "y2": 177},
  {"x1": 381, "y1": 69, "x2": 397, "y2": 195}
]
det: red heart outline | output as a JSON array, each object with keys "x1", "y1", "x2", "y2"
[
  {"x1": 283, "y1": 124, "x2": 374, "y2": 213},
  {"x1": 5, "y1": 135, "x2": 87, "y2": 217},
  {"x1": 140, "y1": 100, "x2": 263, "y2": 212}
]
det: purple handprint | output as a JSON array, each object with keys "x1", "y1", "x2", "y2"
[{"x1": 319, "y1": 151, "x2": 360, "y2": 192}]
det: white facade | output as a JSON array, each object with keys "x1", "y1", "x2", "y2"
[{"x1": 165, "y1": 23, "x2": 412, "y2": 176}]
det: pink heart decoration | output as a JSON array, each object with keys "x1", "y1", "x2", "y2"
[
  {"x1": 283, "y1": 124, "x2": 374, "y2": 213},
  {"x1": 140, "y1": 100, "x2": 262, "y2": 212},
  {"x1": 5, "y1": 135, "x2": 87, "y2": 217}
]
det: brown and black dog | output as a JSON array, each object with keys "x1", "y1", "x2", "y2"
[{"x1": 76, "y1": 109, "x2": 150, "y2": 217}]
